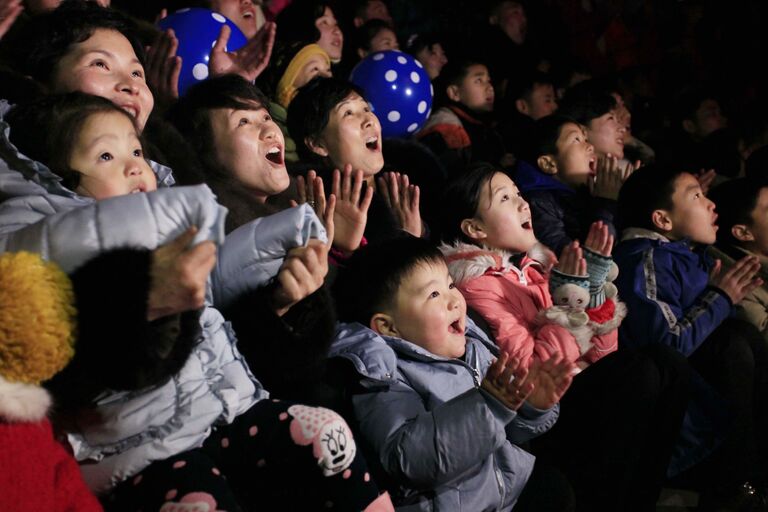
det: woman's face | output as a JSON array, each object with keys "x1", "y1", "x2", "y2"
[
  {"x1": 210, "y1": 0, "x2": 265, "y2": 39},
  {"x1": 314, "y1": 6, "x2": 343, "y2": 62},
  {"x1": 312, "y1": 92, "x2": 383, "y2": 178},
  {"x1": 52, "y1": 28, "x2": 154, "y2": 131}
]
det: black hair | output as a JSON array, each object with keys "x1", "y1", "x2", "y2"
[
  {"x1": 404, "y1": 32, "x2": 443, "y2": 56},
  {"x1": 287, "y1": 76, "x2": 366, "y2": 162},
  {"x1": 333, "y1": 234, "x2": 445, "y2": 325},
  {"x1": 355, "y1": 18, "x2": 395, "y2": 52},
  {"x1": 557, "y1": 79, "x2": 617, "y2": 126},
  {"x1": 488, "y1": 0, "x2": 526, "y2": 18},
  {"x1": 531, "y1": 115, "x2": 581, "y2": 161},
  {"x1": 6, "y1": 0, "x2": 144, "y2": 87},
  {"x1": 6, "y1": 92, "x2": 137, "y2": 191},
  {"x1": 674, "y1": 87, "x2": 718, "y2": 126},
  {"x1": 506, "y1": 71, "x2": 554, "y2": 103},
  {"x1": 275, "y1": 0, "x2": 336, "y2": 46},
  {"x1": 433, "y1": 57, "x2": 487, "y2": 107},
  {"x1": 168, "y1": 74, "x2": 272, "y2": 181},
  {"x1": 708, "y1": 178, "x2": 765, "y2": 248},
  {"x1": 438, "y1": 162, "x2": 503, "y2": 244},
  {"x1": 617, "y1": 164, "x2": 688, "y2": 232}
]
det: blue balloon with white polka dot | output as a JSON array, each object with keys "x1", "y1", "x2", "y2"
[
  {"x1": 350, "y1": 50, "x2": 433, "y2": 138},
  {"x1": 158, "y1": 8, "x2": 247, "y2": 96}
]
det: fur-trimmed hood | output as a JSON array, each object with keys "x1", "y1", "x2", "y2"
[
  {"x1": 439, "y1": 241, "x2": 554, "y2": 286},
  {"x1": 0, "y1": 374, "x2": 50, "y2": 423}
]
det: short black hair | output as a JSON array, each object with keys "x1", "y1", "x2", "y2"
[
  {"x1": 617, "y1": 164, "x2": 688, "y2": 232},
  {"x1": 287, "y1": 76, "x2": 366, "y2": 162},
  {"x1": 531, "y1": 115, "x2": 580, "y2": 160},
  {"x1": 276, "y1": 0, "x2": 336, "y2": 46},
  {"x1": 355, "y1": 18, "x2": 394, "y2": 52},
  {"x1": 7, "y1": 0, "x2": 144, "y2": 87},
  {"x1": 557, "y1": 79, "x2": 617, "y2": 126},
  {"x1": 507, "y1": 71, "x2": 554, "y2": 103},
  {"x1": 168, "y1": 74, "x2": 271, "y2": 181},
  {"x1": 6, "y1": 92, "x2": 136, "y2": 191},
  {"x1": 333, "y1": 234, "x2": 445, "y2": 325},
  {"x1": 405, "y1": 32, "x2": 443, "y2": 56},
  {"x1": 438, "y1": 162, "x2": 503, "y2": 244},
  {"x1": 434, "y1": 57, "x2": 487, "y2": 107},
  {"x1": 708, "y1": 178, "x2": 766, "y2": 248},
  {"x1": 674, "y1": 87, "x2": 718, "y2": 126}
]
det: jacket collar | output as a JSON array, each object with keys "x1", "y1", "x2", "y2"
[
  {"x1": 0, "y1": 375, "x2": 51, "y2": 422},
  {"x1": 620, "y1": 227, "x2": 671, "y2": 243},
  {"x1": 439, "y1": 240, "x2": 552, "y2": 286}
]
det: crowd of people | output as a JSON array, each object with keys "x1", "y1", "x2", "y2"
[{"x1": 0, "y1": 0, "x2": 767, "y2": 511}]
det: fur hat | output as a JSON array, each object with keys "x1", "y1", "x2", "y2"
[{"x1": 0, "y1": 252, "x2": 76, "y2": 385}]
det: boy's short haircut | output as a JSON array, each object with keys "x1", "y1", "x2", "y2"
[
  {"x1": 557, "y1": 80, "x2": 617, "y2": 126},
  {"x1": 6, "y1": 0, "x2": 144, "y2": 86},
  {"x1": 405, "y1": 32, "x2": 442, "y2": 56},
  {"x1": 617, "y1": 164, "x2": 688, "y2": 232},
  {"x1": 6, "y1": 92, "x2": 135, "y2": 191},
  {"x1": 168, "y1": 74, "x2": 271, "y2": 180},
  {"x1": 334, "y1": 234, "x2": 446, "y2": 325},
  {"x1": 708, "y1": 179, "x2": 765, "y2": 247},
  {"x1": 355, "y1": 18, "x2": 394, "y2": 51},
  {"x1": 276, "y1": 0, "x2": 335, "y2": 47},
  {"x1": 286, "y1": 76, "x2": 366, "y2": 161},
  {"x1": 438, "y1": 162, "x2": 503, "y2": 244},
  {"x1": 531, "y1": 115, "x2": 580, "y2": 160},
  {"x1": 434, "y1": 57, "x2": 486, "y2": 106},
  {"x1": 674, "y1": 87, "x2": 716, "y2": 126},
  {"x1": 507, "y1": 71, "x2": 554, "y2": 103}
]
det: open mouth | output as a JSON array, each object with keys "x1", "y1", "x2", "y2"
[
  {"x1": 521, "y1": 220, "x2": 532, "y2": 230},
  {"x1": 365, "y1": 136, "x2": 379, "y2": 151},
  {"x1": 130, "y1": 183, "x2": 146, "y2": 194},
  {"x1": 617, "y1": 138, "x2": 624, "y2": 146},
  {"x1": 121, "y1": 104, "x2": 139, "y2": 119},
  {"x1": 588, "y1": 158, "x2": 596, "y2": 175},
  {"x1": 448, "y1": 319, "x2": 464, "y2": 335},
  {"x1": 265, "y1": 146, "x2": 284, "y2": 165}
]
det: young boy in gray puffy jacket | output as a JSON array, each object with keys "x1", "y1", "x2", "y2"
[{"x1": 331, "y1": 235, "x2": 576, "y2": 511}]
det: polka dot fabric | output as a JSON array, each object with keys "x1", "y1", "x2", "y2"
[
  {"x1": 350, "y1": 50, "x2": 433, "y2": 138},
  {"x1": 157, "y1": 8, "x2": 248, "y2": 96}
]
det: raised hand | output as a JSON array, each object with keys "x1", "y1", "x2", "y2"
[
  {"x1": 697, "y1": 168, "x2": 717, "y2": 196},
  {"x1": 329, "y1": 165, "x2": 373, "y2": 252},
  {"x1": 271, "y1": 239, "x2": 329, "y2": 317},
  {"x1": 555, "y1": 241, "x2": 587, "y2": 277},
  {"x1": 523, "y1": 353, "x2": 574, "y2": 409},
  {"x1": 209, "y1": 21, "x2": 276, "y2": 83},
  {"x1": 148, "y1": 227, "x2": 217, "y2": 321},
  {"x1": 377, "y1": 171, "x2": 422, "y2": 237},
  {"x1": 481, "y1": 352, "x2": 533, "y2": 411},
  {"x1": 145, "y1": 28, "x2": 182, "y2": 112},
  {"x1": 583, "y1": 221, "x2": 614, "y2": 257},
  {"x1": 293, "y1": 169, "x2": 337, "y2": 245},
  {"x1": 0, "y1": 0, "x2": 23, "y2": 40},
  {"x1": 710, "y1": 255, "x2": 764, "y2": 304},
  {"x1": 589, "y1": 154, "x2": 624, "y2": 200}
]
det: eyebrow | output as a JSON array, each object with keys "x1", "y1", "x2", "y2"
[
  {"x1": 82, "y1": 49, "x2": 141, "y2": 66},
  {"x1": 415, "y1": 279, "x2": 440, "y2": 294},
  {"x1": 684, "y1": 183, "x2": 701, "y2": 194},
  {"x1": 228, "y1": 105, "x2": 266, "y2": 117},
  {"x1": 334, "y1": 97, "x2": 362, "y2": 111}
]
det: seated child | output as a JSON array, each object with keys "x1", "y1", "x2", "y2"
[
  {"x1": 405, "y1": 33, "x2": 448, "y2": 81},
  {"x1": 614, "y1": 164, "x2": 768, "y2": 509},
  {"x1": 354, "y1": 18, "x2": 399, "y2": 58},
  {"x1": 5, "y1": 92, "x2": 392, "y2": 510},
  {"x1": 331, "y1": 234, "x2": 576, "y2": 511},
  {"x1": 514, "y1": 115, "x2": 623, "y2": 253},
  {"x1": 709, "y1": 178, "x2": 768, "y2": 342},
  {"x1": 438, "y1": 163, "x2": 691, "y2": 510},
  {"x1": 498, "y1": 72, "x2": 558, "y2": 161},
  {"x1": 417, "y1": 58, "x2": 515, "y2": 178}
]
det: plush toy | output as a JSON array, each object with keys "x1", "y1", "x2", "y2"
[{"x1": 0, "y1": 252, "x2": 102, "y2": 512}]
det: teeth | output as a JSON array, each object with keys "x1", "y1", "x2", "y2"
[
  {"x1": 267, "y1": 147, "x2": 280, "y2": 154},
  {"x1": 366, "y1": 137, "x2": 378, "y2": 143}
]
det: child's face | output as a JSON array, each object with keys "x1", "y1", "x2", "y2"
[
  {"x1": 472, "y1": 172, "x2": 537, "y2": 253},
  {"x1": 553, "y1": 122, "x2": 596, "y2": 187},
  {"x1": 210, "y1": 0, "x2": 265, "y2": 39},
  {"x1": 586, "y1": 111, "x2": 626, "y2": 159},
  {"x1": 690, "y1": 99, "x2": 727, "y2": 138},
  {"x1": 521, "y1": 83, "x2": 557, "y2": 120},
  {"x1": 384, "y1": 260, "x2": 467, "y2": 359},
  {"x1": 313, "y1": 92, "x2": 384, "y2": 178},
  {"x1": 738, "y1": 188, "x2": 768, "y2": 257},
  {"x1": 662, "y1": 173, "x2": 718, "y2": 244},
  {"x1": 53, "y1": 29, "x2": 154, "y2": 132},
  {"x1": 315, "y1": 6, "x2": 344, "y2": 62},
  {"x1": 68, "y1": 111, "x2": 157, "y2": 200},
  {"x1": 494, "y1": 1, "x2": 527, "y2": 44},
  {"x1": 451, "y1": 64, "x2": 494, "y2": 113},
  {"x1": 369, "y1": 28, "x2": 399, "y2": 53},
  {"x1": 415, "y1": 43, "x2": 448, "y2": 80},
  {"x1": 294, "y1": 54, "x2": 332, "y2": 90},
  {"x1": 210, "y1": 102, "x2": 290, "y2": 201}
]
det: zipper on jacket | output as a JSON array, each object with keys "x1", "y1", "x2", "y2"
[{"x1": 494, "y1": 456, "x2": 506, "y2": 504}]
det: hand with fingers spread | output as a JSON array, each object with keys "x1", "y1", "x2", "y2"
[
  {"x1": 481, "y1": 352, "x2": 534, "y2": 411},
  {"x1": 330, "y1": 165, "x2": 373, "y2": 252},
  {"x1": 0, "y1": 0, "x2": 23, "y2": 40},
  {"x1": 145, "y1": 28, "x2": 182, "y2": 112},
  {"x1": 210, "y1": 21, "x2": 276, "y2": 83},
  {"x1": 555, "y1": 241, "x2": 588, "y2": 277},
  {"x1": 589, "y1": 154, "x2": 624, "y2": 200},
  {"x1": 271, "y1": 239, "x2": 330, "y2": 316},
  {"x1": 621, "y1": 159, "x2": 640, "y2": 182},
  {"x1": 293, "y1": 169, "x2": 337, "y2": 239},
  {"x1": 583, "y1": 221, "x2": 614, "y2": 258},
  {"x1": 377, "y1": 171, "x2": 423, "y2": 237},
  {"x1": 697, "y1": 168, "x2": 717, "y2": 196},
  {"x1": 710, "y1": 255, "x2": 764, "y2": 304},
  {"x1": 524, "y1": 353, "x2": 574, "y2": 409},
  {"x1": 148, "y1": 227, "x2": 217, "y2": 321}
]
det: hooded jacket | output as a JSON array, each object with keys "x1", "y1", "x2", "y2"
[{"x1": 329, "y1": 319, "x2": 558, "y2": 511}]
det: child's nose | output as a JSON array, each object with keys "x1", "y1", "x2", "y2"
[{"x1": 126, "y1": 161, "x2": 142, "y2": 176}]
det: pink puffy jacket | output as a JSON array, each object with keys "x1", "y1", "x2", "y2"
[{"x1": 441, "y1": 242, "x2": 619, "y2": 368}]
